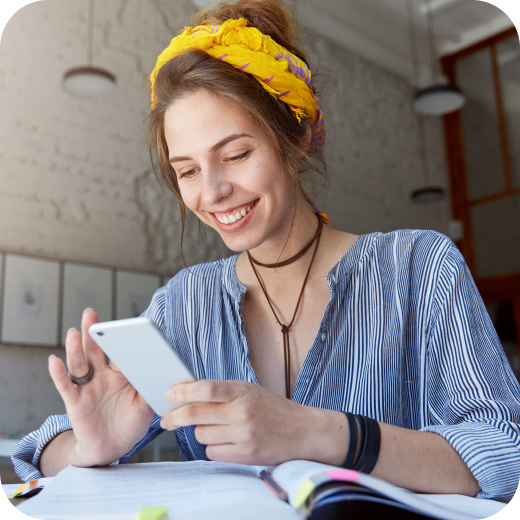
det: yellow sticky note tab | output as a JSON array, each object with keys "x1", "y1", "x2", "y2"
[
  {"x1": 293, "y1": 478, "x2": 315, "y2": 509},
  {"x1": 136, "y1": 506, "x2": 168, "y2": 520}
]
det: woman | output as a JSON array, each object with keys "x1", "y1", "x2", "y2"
[{"x1": 12, "y1": 0, "x2": 520, "y2": 502}]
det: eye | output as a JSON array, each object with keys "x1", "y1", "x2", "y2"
[
  {"x1": 178, "y1": 167, "x2": 200, "y2": 179},
  {"x1": 224, "y1": 150, "x2": 250, "y2": 163}
]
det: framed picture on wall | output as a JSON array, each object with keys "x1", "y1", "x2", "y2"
[
  {"x1": 1, "y1": 254, "x2": 60, "y2": 346},
  {"x1": 61, "y1": 263, "x2": 114, "y2": 346},
  {"x1": 116, "y1": 271, "x2": 160, "y2": 320}
]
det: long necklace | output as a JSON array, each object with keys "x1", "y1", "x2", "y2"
[{"x1": 247, "y1": 215, "x2": 323, "y2": 399}]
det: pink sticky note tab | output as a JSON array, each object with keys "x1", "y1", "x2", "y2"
[{"x1": 327, "y1": 469, "x2": 360, "y2": 482}]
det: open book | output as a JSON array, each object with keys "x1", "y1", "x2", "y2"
[{"x1": 15, "y1": 460, "x2": 505, "y2": 520}]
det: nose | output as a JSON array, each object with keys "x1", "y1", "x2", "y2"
[{"x1": 200, "y1": 168, "x2": 232, "y2": 207}]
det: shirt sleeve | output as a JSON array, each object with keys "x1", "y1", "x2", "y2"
[
  {"x1": 11, "y1": 285, "x2": 170, "y2": 482},
  {"x1": 420, "y1": 242, "x2": 520, "y2": 501}
]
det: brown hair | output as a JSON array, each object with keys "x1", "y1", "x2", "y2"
[{"x1": 147, "y1": 0, "x2": 326, "y2": 257}]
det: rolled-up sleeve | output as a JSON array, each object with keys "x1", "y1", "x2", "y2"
[
  {"x1": 420, "y1": 244, "x2": 520, "y2": 501},
  {"x1": 12, "y1": 285, "x2": 171, "y2": 482}
]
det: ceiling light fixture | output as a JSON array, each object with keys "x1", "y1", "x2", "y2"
[
  {"x1": 63, "y1": 0, "x2": 116, "y2": 99},
  {"x1": 413, "y1": 0, "x2": 465, "y2": 116},
  {"x1": 407, "y1": 0, "x2": 445, "y2": 204}
]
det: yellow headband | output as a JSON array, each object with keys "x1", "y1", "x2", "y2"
[{"x1": 150, "y1": 18, "x2": 326, "y2": 154}]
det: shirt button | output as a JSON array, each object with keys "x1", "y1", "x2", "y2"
[{"x1": 321, "y1": 333, "x2": 326, "y2": 341}]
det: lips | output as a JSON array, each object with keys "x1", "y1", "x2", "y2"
[{"x1": 209, "y1": 199, "x2": 259, "y2": 233}]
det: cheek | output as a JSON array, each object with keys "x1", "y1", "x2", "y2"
[{"x1": 178, "y1": 183, "x2": 200, "y2": 213}]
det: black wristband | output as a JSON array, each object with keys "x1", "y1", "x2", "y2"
[
  {"x1": 352, "y1": 415, "x2": 381, "y2": 474},
  {"x1": 362, "y1": 416, "x2": 381, "y2": 474},
  {"x1": 342, "y1": 413, "x2": 360, "y2": 469}
]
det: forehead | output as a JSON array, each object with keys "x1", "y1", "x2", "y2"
[{"x1": 164, "y1": 91, "x2": 257, "y2": 153}]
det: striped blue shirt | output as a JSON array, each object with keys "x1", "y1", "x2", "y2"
[{"x1": 12, "y1": 230, "x2": 520, "y2": 501}]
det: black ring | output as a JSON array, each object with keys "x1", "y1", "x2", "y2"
[{"x1": 68, "y1": 365, "x2": 94, "y2": 385}]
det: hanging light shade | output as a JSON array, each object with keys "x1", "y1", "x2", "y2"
[
  {"x1": 63, "y1": 0, "x2": 116, "y2": 100},
  {"x1": 63, "y1": 66, "x2": 116, "y2": 99},
  {"x1": 411, "y1": 0, "x2": 465, "y2": 117},
  {"x1": 414, "y1": 84, "x2": 465, "y2": 116},
  {"x1": 406, "y1": 0, "x2": 446, "y2": 204},
  {"x1": 410, "y1": 186, "x2": 445, "y2": 203}
]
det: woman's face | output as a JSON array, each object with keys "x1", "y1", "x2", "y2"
[{"x1": 164, "y1": 90, "x2": 298, "y2": 253}]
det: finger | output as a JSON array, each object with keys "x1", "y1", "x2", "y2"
[
  {"x1": 48, "y1": 354, "x2": 80, "y2": 407},
  {"x1": 161, "y1": 402, "x2": 229, "y2": 430},
  {"x1": 108, "y1": 359, "x2": 122, "y2": 373},
  {"x1": 194, "y1": 424, "x2": 236, "y2": 446},
  {"x1": 81, "y1": 308, "x2": 107, "y2": 372},
  {"x1": 66, "y1": 328, "x2": 90, "y2": 379},
  {"x1": 205, "y1": 443, "x2": 242, "y2": 464},
  {"x1": 166, "y1": 380, "x2": 241, "y2": 404}
]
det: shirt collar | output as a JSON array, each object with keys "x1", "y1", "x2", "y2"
[{"x1": 221, "y1": 232, "x2": 380, "y2": 299}]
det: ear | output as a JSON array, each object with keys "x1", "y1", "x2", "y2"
[{"x1": 297, "y1": 121, "x2": 312, "y2": 157}]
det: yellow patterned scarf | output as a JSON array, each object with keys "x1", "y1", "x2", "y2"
[{"x1": 150, "y1": 18, "x2": 326, "y2": 155}]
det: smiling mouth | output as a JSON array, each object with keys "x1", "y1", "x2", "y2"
[{"x1": 212, "y1": 199, "x2": 259, "y2": 224}]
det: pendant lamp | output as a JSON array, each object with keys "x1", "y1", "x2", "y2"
[
  {"x1": 413, "y1": 0, "x2": 465, "y2": 116},
  {"x1": 407, "y1": 0, "x2": 445, "y2": 204},
  {"x1": 63, "y1": 0, "x2": 116, "y2": 99}
]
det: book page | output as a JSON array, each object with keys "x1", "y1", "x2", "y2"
[{"x1": 17, "y1": 461, "x2": 298, "y2": 520}]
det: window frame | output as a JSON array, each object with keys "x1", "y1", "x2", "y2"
[{"x1": 441, "y1": 27, "x2": 520, "y2": 362}]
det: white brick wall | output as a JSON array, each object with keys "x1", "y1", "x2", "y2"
[{"x1": 0, "y1": 0, "x2": 451, "y2": 437}]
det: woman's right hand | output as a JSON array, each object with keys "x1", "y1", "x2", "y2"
[{"x1": 47, "y1": 308, "x2": 155, "y2": 468}]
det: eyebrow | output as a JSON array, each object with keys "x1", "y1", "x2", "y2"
[{"x1": 169, "y1": 133, "x2": 254, "y2": 164}]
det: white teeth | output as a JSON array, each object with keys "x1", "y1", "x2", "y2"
[{"x1": 216, "y1": 203, "x2": 256, "y2": 224}]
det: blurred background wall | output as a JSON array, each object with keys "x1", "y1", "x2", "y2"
[{"x1": 0, "y1": 0, "x2": 518, "y2": 480}]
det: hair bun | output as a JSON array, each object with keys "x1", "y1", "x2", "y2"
[{"x1": 193, "y1": 0, "x2": 307, "y2": 62}]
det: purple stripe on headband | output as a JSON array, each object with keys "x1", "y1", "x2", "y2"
[
  {"x1": 238, "y1": 63, "x2": 250, "y2": 71},
  {"x1": 286, "y1": 62, "x2": 312, "y2": 89},
  {"x1": 263, "y1": 76, "x2": 274, "y2": 82},
  {"x1": 217, "y1": 54, "x2": 228, "y2": 60},
  {"x1": 275, "y1": 90, "x2": 290, "y2": 98},
  {"x1": 309, "y1": 110, "x2": 326, "y2": 153}
]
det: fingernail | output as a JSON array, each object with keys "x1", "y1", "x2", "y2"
[
  {"x1": 165, "y1": 391, "x2": 175, "y2": 402},
  {"x1": 48, "y1": 354, "x2": 56, "y2": 362},
  {"x1": 160, "y1": 420, "x2": 166, "y2": 429},
  {"x1": 67, "y1": 327, "x2": 77, "y2": 335},
  {"x1": 84, "y1": 308, "x2": 93, "y2": 312}
]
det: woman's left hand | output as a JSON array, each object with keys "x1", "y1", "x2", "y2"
[{"x1": 159, "y1": 380, "x2": 349, "y2": 466}]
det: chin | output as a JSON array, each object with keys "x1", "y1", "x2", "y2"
[{"x1": 218, "y1": 232, "x2": 264, "y2": 253}]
